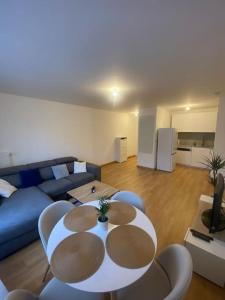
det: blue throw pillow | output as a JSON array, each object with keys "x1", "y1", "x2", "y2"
[
  {"x1": 19, "y1": 169, "x2": 43, "y2": 188},
  {"x1": 51, "y1": 164, "x2": 69, "y2": 180}
]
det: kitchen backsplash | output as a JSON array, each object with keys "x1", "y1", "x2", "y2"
[{"x1": 178, "y1": 132, "x2": 215, "y2": 148}]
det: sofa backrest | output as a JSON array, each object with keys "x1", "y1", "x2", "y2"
[
  {"x1": 0, "y1": 156, "x2": 77, "y2": 188},
  {"x1": 0, "y1": 165, "x2": 28, "y2": 188}
]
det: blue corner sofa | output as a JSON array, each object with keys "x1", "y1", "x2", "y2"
[{"x1": 0, "y1": 156, "x2": 101, "y2": 260}]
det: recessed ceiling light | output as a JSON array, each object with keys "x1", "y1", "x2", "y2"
[
  {"x1": 185, "y1": 106, "x2": 190, "y2": 111},
  {"x1": 111, "y1": 87, "x2": 120, "y2": 99}
]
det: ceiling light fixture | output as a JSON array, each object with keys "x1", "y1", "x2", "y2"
[
  {"x1": 110, "y1": 87, "x2": 121, "y2": 107},
  {"x1": 185, "y1": 106, "x2": 190, "y2": 111},
  {"x1": 111, "y1": 87, "x2": 120, "y2": 99}
]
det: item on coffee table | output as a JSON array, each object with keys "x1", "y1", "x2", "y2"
[{"x1": 96, "y1": 197, "x2": 110, "y2": 222}]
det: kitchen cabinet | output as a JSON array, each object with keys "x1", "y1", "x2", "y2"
[
  {"x1": 191, "y1": 147, "x2": 211, "y2": 168},
  {"x1": 172, "y1": 111, "x2": 217, "y2": 132},
  {"x1": 176, "y1": 149, "x2": 192, "y2": 166},
  {"x1": 176, "y1": 147, "x2": 211, "y2": 168}
]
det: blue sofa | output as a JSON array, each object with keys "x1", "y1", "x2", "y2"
[{"x1": 0, "y1": 156, "x2": 101, "y2": 259}]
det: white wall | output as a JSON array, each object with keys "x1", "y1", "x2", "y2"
[
  {"x1": 214, "y1": 97, "x2": 225, "y2": 156},
  {"x1": 137, "y1": 107, "x2": 171, "y2": 169},
  {"x1": 137, "y1": 108, "x2": 157, "y2": 168},
  {"x1": 156, "y1": 107, "x2": 171, "y2": 128},
  {"x1": 0, "y1": 93, "x2": 138, "y2": 166}
]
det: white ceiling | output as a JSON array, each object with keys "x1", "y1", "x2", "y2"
[{"x1": 0, "y1": 0, "x2": 224, "y2": 111}]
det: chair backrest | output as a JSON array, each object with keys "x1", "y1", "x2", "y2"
[
  {"x1": 156, "y1": 244, "x2": 193, "y2": 300},
  {"x1": 4, "y1": 290, "x2": 38, "y2": 300},
  {"x1": 4, "y1": 278, "x2": 104, "y2": 300},
  {"x1": 0, "y1": 280, "x2": 8, "y2": 300},
  {"x1": 38, "y1": 200, "x2": 74, "y2": 252},
  {"x1": 111, "y1": 191, "x2": 145, "y2": 213}
]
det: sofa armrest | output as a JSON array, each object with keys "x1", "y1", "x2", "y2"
[{"x1": 86, "y1": 163, "x2": 101, "y2": 181}]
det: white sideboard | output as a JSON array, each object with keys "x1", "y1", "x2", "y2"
[
  {"x1": 184, "y1": 195, "x2": 225, "y2": 287},
  {"x1": 115, "y1": 137, "x2": 127, "y2": 163}
]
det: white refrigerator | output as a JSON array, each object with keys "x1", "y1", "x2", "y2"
[{"x1": 157, "y1": 128, "x2": 177, "y2": 172}]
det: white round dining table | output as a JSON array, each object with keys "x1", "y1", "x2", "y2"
[{"x1": 47, "y1": 200, "x2": 157, "y2": 293}]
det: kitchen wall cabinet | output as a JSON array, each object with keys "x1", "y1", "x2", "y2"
[{"x1": 172, "y1": 111, "x2": 217, "y2": 132}]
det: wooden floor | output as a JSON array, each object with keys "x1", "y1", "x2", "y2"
[{"x1": 0, "y1": 157, "x2": 224, "y2": 299}]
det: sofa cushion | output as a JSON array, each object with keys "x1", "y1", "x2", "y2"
[
  {"x1": 38, "y1": 178, "x2": 74, "y2": 197},
  {"x1": 0, "y1": 165, "x2": 28, "y2": 177},
  {"x1": 26, "y1": 159, "x2": 57, "y2": 170},
  {"x1": 0, "y1": 179, "x2": 17, "y2": 198},
  {"x1": 19, "y1": 169, "x2": 43, "y2": 188},
  {"x1": 74, "y1": 161, "x2": 87, "y2": 173},
  {"x1": 86, "y1": 162, "x2": 101, "y2": 181},
  {"x1": 52, "y1": 164, "x2": 69, "y2": 180},
  {"x1": 55, "y1": 157, "x2": 78, "y2": 174},
  {"x1": 0, "y1": 187, "x2": 52, "y2": 245},
  {"x1": 0, "y1": 165, "x2": 28, "y2": 188},
  {"x1": 67, "y1": 162, "x2": 74, "y2": 174},
  {"x1": 0, "y1": 174, "x2": 21, "y2": 188},
  {"x1": 39, "y1": 166, "x2": 54, "y2": 181},
  {"x1": 39, "y1": 158, "x2": 77, "y2": 180},
  {"x1": 66, "y1": 172, "x2": 94, "y2": 188}
]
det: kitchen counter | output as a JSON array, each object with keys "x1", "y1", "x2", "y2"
[
  {"x1": 176, "y1": 146, "x2": 212, "y2": 168},
  {"x1": 178, "y1": 145, "x2": 213, "y2": 149}
]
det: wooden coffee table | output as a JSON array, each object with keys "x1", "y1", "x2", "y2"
[{"x1": 67, "y1": 180, "x2": 119, "y2": 204}]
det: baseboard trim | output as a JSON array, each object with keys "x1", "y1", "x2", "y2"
[
  {"x1": 100, "y1": 155, "x2": 137, "y2": 167},
  {"x1": 137, "y1": 165, "x2": 156, "y2": 170},
  {"x1": 100, "y1": 161, "x2": 116, "y2": 167},
  {"x1": 128, "y1": 155, "x2": 136, "y2": 159},
  {"x1": 176, "y1": 163, "x2": 206, "y2": 170}
]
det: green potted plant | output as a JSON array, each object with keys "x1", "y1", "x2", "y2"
[
  {"x1": 96, "y1": 197, "x2": 110, "y2": 230},
  {"x1": 201, "y1": 151, "x2": 225, "y2": 189}
]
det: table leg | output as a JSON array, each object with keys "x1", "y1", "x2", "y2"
[
  {"x1": 103, "y1": 292, "x2": 117, "y2": 300},
  {"x1": 110, "y1": 291, "x2": 117, "y2": 300}
]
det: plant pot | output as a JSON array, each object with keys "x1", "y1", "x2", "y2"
[{"x1": 97, "y1": 216, "x2": 108, "y2": 232}]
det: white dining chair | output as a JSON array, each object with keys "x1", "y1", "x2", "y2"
[
  {"x1": 116, "y1": 244, "x2": 193, "y2": 300},
  {"x1": 3, "y1": 278, "x2": 104, "y2": 300},
  {"x1": 111, "y1": 191, "x2": 145, "y2": 213},
  {"x1": 38, "y1": 200, "x2": 74, "y2": 282},
  {"x1": 0, "y1": 280, "x2": 8, "y2": 300}
]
